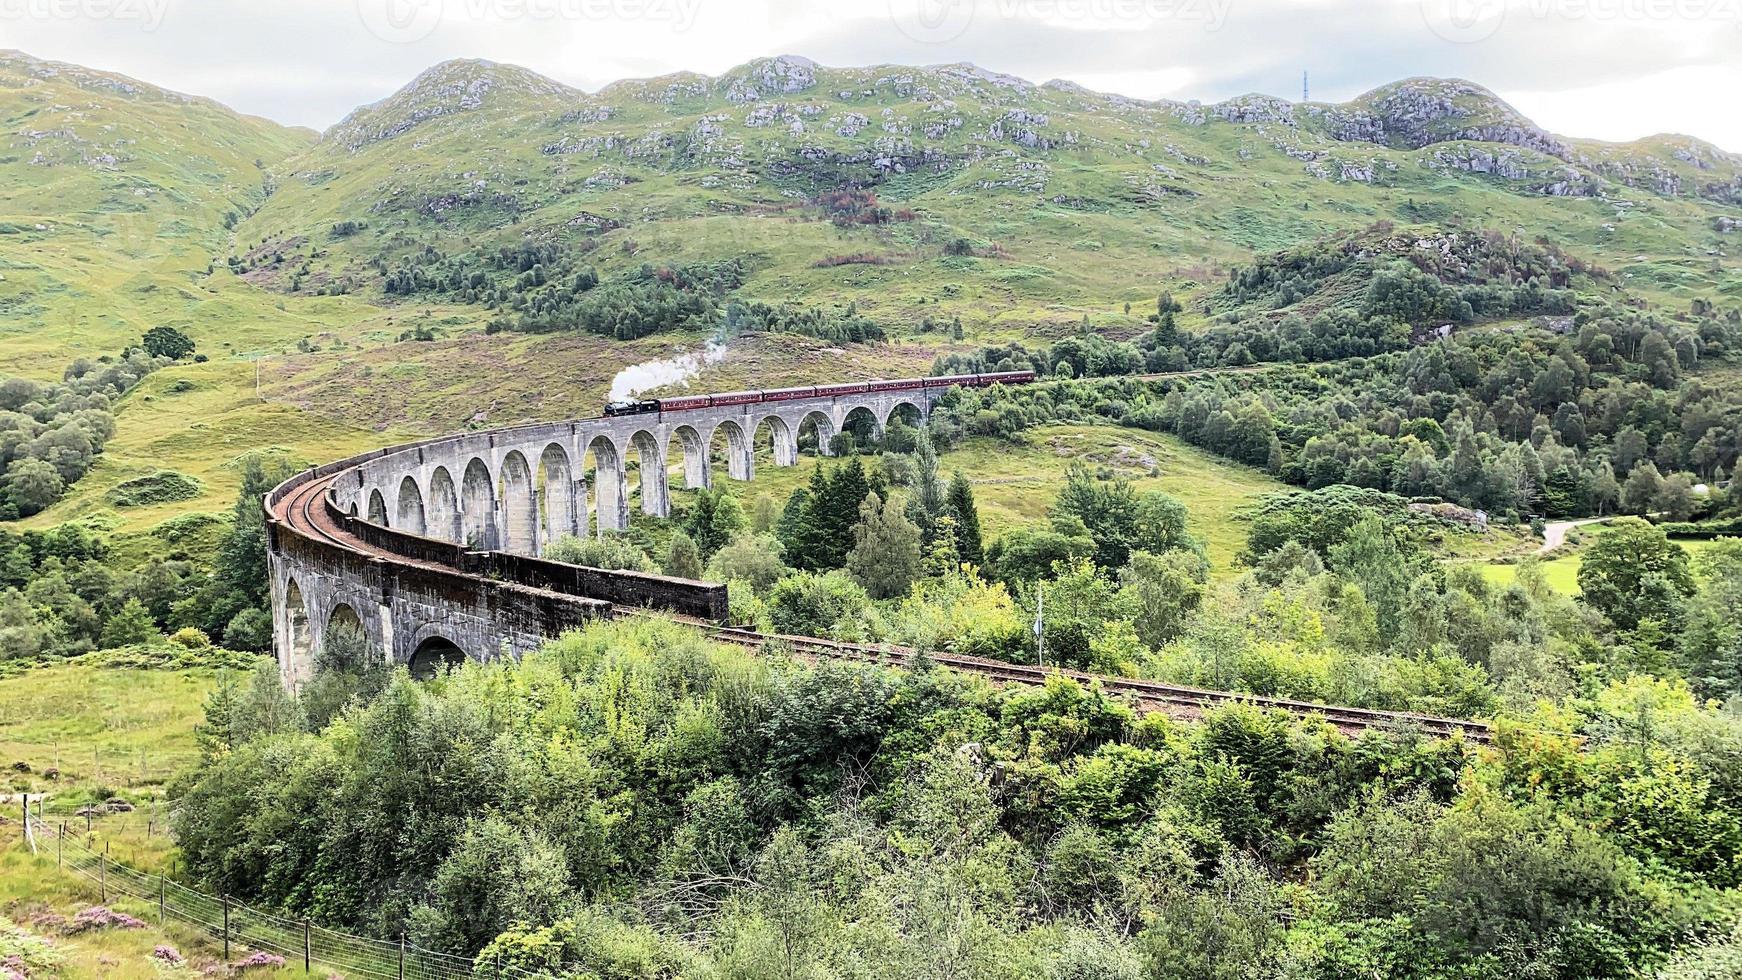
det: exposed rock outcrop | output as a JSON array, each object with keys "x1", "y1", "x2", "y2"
[
  {"x1": 328, "y1": 59, "x2": 576, "y2": 152},
  {"x1": 1318, "y1": 78, "x2": 1571, "y2": 160}
]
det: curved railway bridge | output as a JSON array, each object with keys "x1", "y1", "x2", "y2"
[{"x1": 265, "y1": 373, "x2": 1492, "y2": 742}]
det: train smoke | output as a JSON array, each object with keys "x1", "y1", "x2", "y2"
[{"x1": 606, "y1": 337, "x2": 729, "y2": 403}]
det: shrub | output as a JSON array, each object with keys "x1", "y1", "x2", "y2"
[
  {"x1": 766, "y1": 570, "x2": 875, "y2": 639},
  {"x1": 108, "y1": 470, "x2": 203, "y2": 508},
  {"x1": 168, "y1": 627, "x2": 212, "y2": 649},
  {"x1": 141, "y1": 326, "x2": 196, "y2": 361},
  {"x1": 545, "y1": 533, "x2": 655, "y2": 572}
]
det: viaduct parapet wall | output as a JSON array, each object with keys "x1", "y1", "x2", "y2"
[{"x1": 265, "y1": 374, "x2": 1017, "y2": 689}]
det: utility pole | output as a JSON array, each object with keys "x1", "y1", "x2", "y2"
[
  {"x1": 1032, "y1": 588, "x2": 1045, "y2": 669},
  {"x1": 1302, "y1": 71, "x2": 1309, "y2": 102}
]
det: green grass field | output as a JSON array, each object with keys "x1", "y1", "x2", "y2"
[
  {"x1": 678, "y1": 423, "x2": 1291, "y2": 575},
  {"x1": 0, "y1": 655, "x2": 319, "y2": 978},
  {"x1": 0, "y1": 659, "x2": 230, "y2": 799},
  {"x1": 1477, "y1": 527, "x2": 1729, "y2": 595}
]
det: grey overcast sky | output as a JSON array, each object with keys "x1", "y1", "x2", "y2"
[{"x1": 1, "y1": 0, "x2": 1737, "y2": 149}]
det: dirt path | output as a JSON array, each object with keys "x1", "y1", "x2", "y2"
[{"x1": 1539, "y1": 516, "x2": 1613, "y2": 554}]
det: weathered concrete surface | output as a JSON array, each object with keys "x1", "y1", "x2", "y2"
[
  {"x1": 268, "y1": 385, "x2": 939, "y2": 689},
  {"x1": 332, "y1": 387, "x2": 933, "y2": 553},
  {"x1": 268, "y1": 495, "x2": 615, "y2": 690}
]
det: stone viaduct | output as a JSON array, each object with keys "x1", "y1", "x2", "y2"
[{"x1": 265, "y1": 374, "x2": 1031, "y2": 690}]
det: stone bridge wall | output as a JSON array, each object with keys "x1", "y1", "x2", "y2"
[
  {"x1": 267, "y1": 510, "x2": 613, "y2": 691},
  {"x1": 331, "y1": 387, "x2": 934, "y2": 554},
  {"x1": 266, "y1": 383, "x2": 950, "y2": 690}
]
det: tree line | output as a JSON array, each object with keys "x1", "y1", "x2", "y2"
[
  {"x1": 0, "y1": 330, "x2": 198, "y2": 519},
  {"x1": 171, "y1": 607, "x2": 1742, "y2": 978},
  {"x1": 928, "y1": 305, "x2": 1740, "y2": 523},
  {"x1": 0, "y1": 451, "x2": 298, "y2": 661}
]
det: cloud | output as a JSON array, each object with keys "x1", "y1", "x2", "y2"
[{"x1": 0, "y1": 0, "x2": 1734, "y2": 148}]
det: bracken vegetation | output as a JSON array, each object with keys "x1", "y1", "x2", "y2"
[{"x1": 172, "y1": 616, "x2": 1742, "y2": 979}]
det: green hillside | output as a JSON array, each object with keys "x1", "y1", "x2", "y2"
[
  {"x1": 4, "y1": 55, "x2": 1742, "y2": 979},
  {"x1": 3, "y1": 51, "x2": 1740, "y2": 542},
  {"x1": 0, "y1": 53, "x2": 434, "y2": 533},
  {"x1": 0, "y1": 51, "x2": 326, "y2": 375},
  {"x1": 237, "y1": 56, "x2": 1741, "y2": 347}
]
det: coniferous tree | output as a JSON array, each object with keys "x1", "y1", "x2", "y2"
[
  {"x1": 99, "y1": 597, "x2": 157, "y2": 648},
  {"x1": 194, "y1": 674, "x2": 240, "y2": 761},
  {"x1": 1541, "y1": 465, "x2": 1590, "y2": 517},
  {"x1": 923, "y1": 515, "x2": 963, "y2": 579},
  {"x1": 908, "y1": 432, "x2": 946, "y2": 545},
  {"x1": 663, "y1": 532, "x2": 704, "y2": 579},
  {"x1": 780, "y1": 466, "x2": 825, "y2": 567},
  {"x1": 818, "y1": 458, "x2": 872, "y2": 569},
  {"x1": 945, "y1": 471, "x2": 984, "y2": 567},
  {"x1": 684, "y1": 488, "x2": 744, "y2": 559}
]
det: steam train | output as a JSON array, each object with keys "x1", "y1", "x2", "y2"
[{"x1": 603, "y1": 370, "x2": 1037, "y2": 417}]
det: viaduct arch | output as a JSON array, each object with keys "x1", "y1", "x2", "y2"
[
  {"x1": 261, "y1": 372, "x2": 1497, "y2": 741},
  {"x1": 265, "y1": 375, "x2": 989, "y2": 688}
]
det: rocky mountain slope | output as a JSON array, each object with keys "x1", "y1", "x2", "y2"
[
  {"x1": 0, "y1": 50, "x2": 311, "y2": 227},
  {"x1": 3, "y1": 50, "x2": 1738, "y2": 372},
  {"x1": 230, "y1": 55, "x2": 1738, "y2": 335},
  {"x1": 0, "y1": 51, "x2": 1736, "y2": 526}
]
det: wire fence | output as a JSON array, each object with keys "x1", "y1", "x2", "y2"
[{"x1": 18, "y1": 797, "x2": 573, "y2": 979}]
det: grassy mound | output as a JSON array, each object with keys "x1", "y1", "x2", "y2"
[{"x1": 108, "y1": 471, "x2": 204, "y2": 508}]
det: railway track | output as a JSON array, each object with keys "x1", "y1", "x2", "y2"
[
  {"x1": 649, "y1": 617, "x2": 1492, "y2": 742},
  {"x1": 273, "y1": 453, "x2": 1493, "y2": 745}
]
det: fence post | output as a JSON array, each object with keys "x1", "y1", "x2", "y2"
[
  {"x1": 56, "y1": 823, "x2": 63, "y2": 868},
  {"x1": 99, "y1": 853, "x2": 106, "y2": 903},
  {"x1": 222, "y1": 893, "x2": 230, "y2": 960},
  {"x1": 398, "y1": 932, "x2": 406, "y2": 980},
  {"x1": 303, "y1": 920, "x2": 311, "y2": 973},
  {"x1": 158, "y1": 874, "x2": 165, "y2": 924},
  {"x1": 85, "y1": 808, "x2": 92, "y2": 834},
  {"x1": 19, "y1": 793, "x2": 26, "y2": 845}
]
